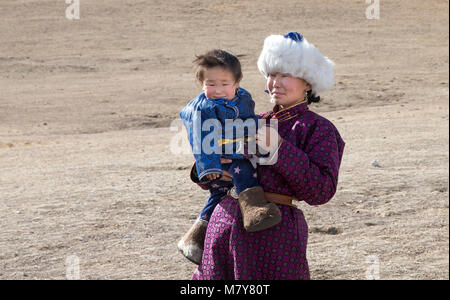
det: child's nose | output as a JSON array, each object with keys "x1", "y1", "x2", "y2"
[{"x1": 215, "y1": 87, "x2": 224, "y2": 95}]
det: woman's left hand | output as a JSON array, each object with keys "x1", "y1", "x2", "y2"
[{"x1": 256, "y1": 125, "x2": 283, "y2": 154}]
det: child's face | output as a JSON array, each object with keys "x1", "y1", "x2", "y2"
[{"x1": 202, "y1": 67, "x2": 239, "y2": 100}]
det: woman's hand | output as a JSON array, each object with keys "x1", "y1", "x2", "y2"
[{"x1": 256, "y1": 125, "x2": 283, "y2": 154}]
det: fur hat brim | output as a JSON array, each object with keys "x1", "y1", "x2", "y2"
[{"x1": 257, "y1": 34, "x2": 335, "y2": 96}]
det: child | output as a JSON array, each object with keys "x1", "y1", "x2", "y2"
[{"x1": 177, "y1": 49, "x2": 281, "y2": 265}]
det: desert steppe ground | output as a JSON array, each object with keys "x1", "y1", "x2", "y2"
[{"x1": 0, "y1": 0, "x2": 448, "y2": 279}]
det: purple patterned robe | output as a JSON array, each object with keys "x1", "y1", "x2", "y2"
[{"x1": 192, "y1": 102, "x2": 345, "y2": 280}]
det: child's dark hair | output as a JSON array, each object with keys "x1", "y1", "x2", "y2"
[
  {"x1": 306, "y1": 90, "x2": 321, "y2": 104},
  {"x1": 193, "y1": 49, "x2": 243, "y2": 83}
]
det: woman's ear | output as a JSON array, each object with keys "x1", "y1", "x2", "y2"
[{"x1": 306, "y1": 83, "x2": 312, "y2": 92}]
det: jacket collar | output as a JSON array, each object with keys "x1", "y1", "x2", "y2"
[{"x1": 205, "y1": 88, "x2": 246, "y2": 107}]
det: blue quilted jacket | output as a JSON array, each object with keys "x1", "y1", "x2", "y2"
[{"x1": 180, "y1": 88, "x2": 257, "y2": 181}]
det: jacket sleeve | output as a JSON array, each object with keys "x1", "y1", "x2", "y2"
[
  {"x1": 190, "y1": 105, "x2": 223, "y2": 181},
  {"x1": 190, "y1": 163, "x2": 211, "y2": 190},
  {"x1": 271, "y1": 120, "x2": 345, "y2": 205}
]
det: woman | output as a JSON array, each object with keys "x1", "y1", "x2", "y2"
[{"x1": 191, "y1": 32, "x2": 345, "y2": 280}]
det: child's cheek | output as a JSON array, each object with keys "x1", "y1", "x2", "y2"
[
  {"x1": 203, "y1": 87, "x2": 215, "y2": 98},
  {"x1": 205, "y1": 91, "x2": 215, "y2": 98},
  {"x1": 226, "y1": 87, "x2": 237, "y2": 99}
]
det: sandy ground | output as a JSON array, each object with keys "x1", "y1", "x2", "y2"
[{"x1": 0, "y1": 0, "x2": 448, "y2": 280}]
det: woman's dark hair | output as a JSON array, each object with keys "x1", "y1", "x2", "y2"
[
  {"x1": 193, "y1": 49, "x2": 243, "y2": 83},
  {"x1": 306, "y1": 90, "x2": 321, "y2": 104}
]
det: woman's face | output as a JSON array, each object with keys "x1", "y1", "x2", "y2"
[{"x1": 267, "y1": 73, "x2": 311, "y2": 108}]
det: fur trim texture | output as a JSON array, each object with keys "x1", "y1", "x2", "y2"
[
  {"x1": 177, "y1": 218, "x2": 208, "y2": 265},
  {"x1": 177, "y1": 239, "x2": 203, "y2": 265}
]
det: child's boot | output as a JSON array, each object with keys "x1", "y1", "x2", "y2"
[
  {"x1": 238, "y1": 186, "x2": 282, "y2": 232},
  {"x1": 177, "y1": 218, "x2": 208, "y2": 265}
]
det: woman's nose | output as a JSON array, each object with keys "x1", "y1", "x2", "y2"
[{"x1": 272, "y1": 76, "x2": 281, "y2": 87}]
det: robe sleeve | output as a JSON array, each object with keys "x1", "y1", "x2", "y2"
[{"x1": 271, "y1": 119, "x2": 345, "y2": 205}]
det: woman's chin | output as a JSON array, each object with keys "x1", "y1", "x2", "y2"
[
  {"x1": 275, "y1": 100, "x2": 289, "y2": 107},
  {"x1": 271, "y1": 97, "x2": 283, "y2": 105}
]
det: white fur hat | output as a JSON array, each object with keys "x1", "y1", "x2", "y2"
[{"x1": 257, "y1": 32, "x2": 335, "y2": 96}]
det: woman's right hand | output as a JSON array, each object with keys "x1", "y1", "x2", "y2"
[{"x1": 256, "y1": 125, "x2": 282, "y2": 154}]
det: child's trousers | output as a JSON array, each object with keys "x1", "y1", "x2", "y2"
[{"x1": 200, "y1": 160, "x2": 258, "y2": 221}]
